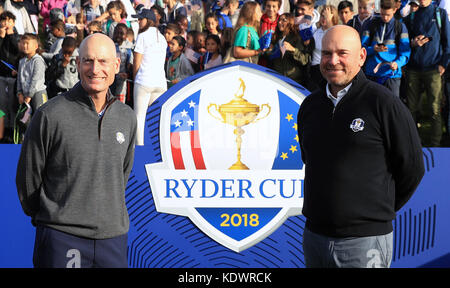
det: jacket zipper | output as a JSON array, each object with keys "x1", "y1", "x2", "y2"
[
  {"x1": 331, "y1": 100, "x2": 338, "y2": 120},
  {"x1": 97, "y1": 97, "x2": 117, "y2": 140}
]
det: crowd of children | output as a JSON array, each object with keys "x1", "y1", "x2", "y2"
[{"x1": 0, "y1": 0, "x2": 449, "y2": 146}]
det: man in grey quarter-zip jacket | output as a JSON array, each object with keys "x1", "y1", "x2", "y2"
[
  {"x1": 16, "y1": 33, "x2": 137, "y2": 268},
  {"x1": 297, "y1": 25, "x2": 424, "y2": 268}
]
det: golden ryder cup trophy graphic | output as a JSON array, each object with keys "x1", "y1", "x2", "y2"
[{"x1": 207, "y1": 78, "x2": 271, "y2": 170}]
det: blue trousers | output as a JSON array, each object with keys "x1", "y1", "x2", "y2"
[
  {"x1": 33, "y1": 225, "x2": 128, "y2": 268},
  {"x1": 303, "y1": 227, "x2": 393, "y2": 268}
]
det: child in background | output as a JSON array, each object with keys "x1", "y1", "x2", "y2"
[
  {"x1": 194, "y1": 31, "x2": 206, "y2": 54},
  {"x1": 126, "y1": 27, "x2": 135, "y2": 46},
  {"x1": 45, "y1": 36, "x2": 79, "y2": 98},
  {"x1": 186, "y1": 30, "x2": 197, "y2": 49},
  {"x1": 166, "y1": 35, "x2": 194, "y2": 88},
  {"x1": 231, "y1": 1, "x2": 263, "y2": 63},
  {"x1": 0, "y1": 11, "x2": 20, "y2": 79},
  {"x1": 198, "y1": 34, "x2": 223, "y2": 71},
  {"x1": 259, "y1": 0, "x2": 281, "y2": 66},
  {"x1": 205, "y1": 12, "x2": 221, "y2": 36},
  {"x1": 112, "y1": 23, "x2": 133, "y2": 103},
  {"x1": 260, "y1": 0, "x2": 280, "y2": 36},
  {"x1": 347, "y1": 0, "x2": 375, "y2": 35},
  {"x1": 84, "y1": 0, "x2": 106, "y2": 23},
  {"x1": 408, "y1": 0, "x2": 419, "y2": 13},
  {"x1": 43, "y1": 8, "x2": 65, "y2": 52},
  {"x1": 17, "y1": 33, "x2": 47, "y2": 114},
  {"x1": 295, "y1": 0, "x2": 320, "y2": 29},
  {"x1": 217, "y1": 0, "x2": 240, "y2": 30},
  {"x1": 104, "y1": 0, "x2": 131, "y2": 38},
  {"x1": 164, "y1": 23, "x2": 181, "y2": 43},
  {"x1": 175, "y1": 14, "x2": 189, "y2": 40},
  {"x1": 0, "y1": 11, "x2": 21, "y2": 139},
  {"x1": 184, "y1": 30, "x2": 201, "y2": 71},
  {"x1": 164, "y1": 23, "x2": 181, "y2": 60},
  {"x1": 361, "y1": 0, "x2": 410, "y2": 97},
  {"x1": 87, "y1": 20, "x2": 102, "y2": 35},
  {"x1": 42, "y1": 19, "x2": 66, "y2": 64},
  {"x1": 337, "y1": 0, "x2": 354, "y2": 25}
]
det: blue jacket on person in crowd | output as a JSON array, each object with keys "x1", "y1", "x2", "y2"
[
  {"x1": 403, "y1": 4, "x2": 450, "y2": 71},
  {"x1": 346, "y1": 14, "x2": 373, "y2": 35},
  {"x1": 361, "y1": 16, "x2": 411, "y2": 79}
]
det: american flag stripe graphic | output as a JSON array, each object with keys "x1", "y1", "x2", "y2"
[
  {"x1": 170, "y1": 132, "x2": 185, "y2": 169},
  {"x1": 191, "y1": 130, "x2": 206, "y2": 169},
  {"x1": 170, "y1": 91, "x2": 206, "y2": 170}
]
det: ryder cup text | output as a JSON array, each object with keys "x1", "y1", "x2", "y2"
[{"x1": 165, "y1": 178, "x2": 303, "y2": 199}]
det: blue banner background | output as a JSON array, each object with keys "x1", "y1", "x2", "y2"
[{"x1": 1, "y1": 145, "x2": 449, "y2": 267}]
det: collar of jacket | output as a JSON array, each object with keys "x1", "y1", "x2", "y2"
[
  {"x1": 68, "y1": 81, "x2": 117, "y2": 113},
  {"x1": 418, "y1": 3, "x2": 434, "y2": 13},
  {"x1": 319, "y1": 69, "x2": 367, "y2": 102}
]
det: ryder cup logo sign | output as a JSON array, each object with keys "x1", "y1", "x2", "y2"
[{"x1": 146, "y1": 62, "x2": 308, "y2": 252}]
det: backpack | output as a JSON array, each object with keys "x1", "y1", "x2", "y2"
[
  {"x1": 106, "y1": 19, "x2": 131, "y2": 36},
  {"x1": 368, "y1": 17, "x2": 403, "y2": 49}
]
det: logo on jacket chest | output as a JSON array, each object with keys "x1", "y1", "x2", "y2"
[
  {"x1": 350, "y1": 118, "x2": 365, "y2": 132},
  {"x1": 116, "y1": 132, "x2": 125, "y2": 144}
]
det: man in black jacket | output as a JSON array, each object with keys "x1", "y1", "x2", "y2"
[{"x1": 297, "y1": 25, "x2": 425, "y2": 268}]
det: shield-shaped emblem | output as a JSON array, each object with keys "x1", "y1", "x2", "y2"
[{"x1": 144, "y1": 61, "x2": 308, "y2": 252}]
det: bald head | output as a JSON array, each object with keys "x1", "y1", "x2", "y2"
[
  {"x1": 320, "y1": 25, "x2": 366, "y2": 93},
  {"x1": 323, "y1": 25, "x2": 362, "y2": 50},
  {"x1": 79, "y1": 32, "x2": 117, "y2": 58},
  {"x1": 77, "y1": 32, "x2": 120, "y2": 99}
]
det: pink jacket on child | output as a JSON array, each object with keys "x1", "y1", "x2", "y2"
[{"x1": 40, "y1": 0, "x2": 68, "y2": 29}]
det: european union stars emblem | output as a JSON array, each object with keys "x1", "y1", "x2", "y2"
[{"x1": 272, "y1": 91, "x2": 303, "y2": 170}]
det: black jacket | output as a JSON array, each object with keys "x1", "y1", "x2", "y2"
[
  {"x1": 297, "y1": 71, "x2": 425, "y2": 238},
  {"x1": 268, "y1": 32, "x2": 314, "y2": 89},
  {"x1": 0, "y1": 31, "x2": 21, "y2": 77}
]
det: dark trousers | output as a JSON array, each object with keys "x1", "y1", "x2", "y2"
[
  {"x1": 33, "y1": 225, "x2": 128, "y2": 268},
  {"x1": 406, "y1": 68, "x2": 443, "y2": 146}
]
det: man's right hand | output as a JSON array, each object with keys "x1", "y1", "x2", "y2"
[{"x1": 412, "y1": 35, "x2": 430, "y2": 47}]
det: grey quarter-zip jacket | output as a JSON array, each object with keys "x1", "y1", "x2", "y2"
[
  {"x1": 16, "y1": 82, "x2": 137, "y2": 239},
  {"x1": 17, "y1": 53, "x2": 47, "y2": 97}
]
